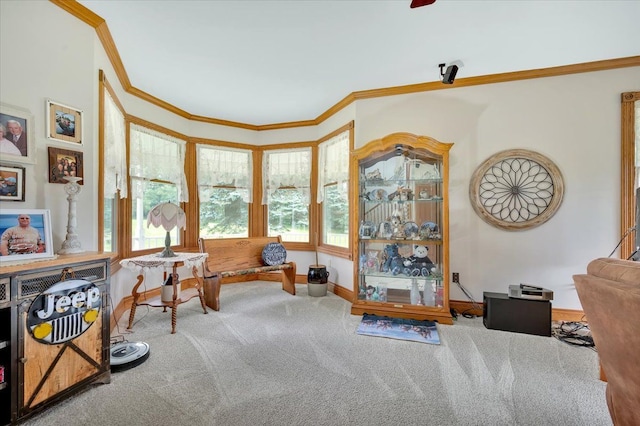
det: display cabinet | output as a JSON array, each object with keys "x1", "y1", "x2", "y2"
[{"x1": 351, "y1": 133, "x2": 453, "y2": 324}]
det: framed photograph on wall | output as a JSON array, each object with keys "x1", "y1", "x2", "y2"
[
  {"x1": 46, "y1": 99, "x2": 83, "y2": 145},
  {"x1": 0, "y1": 209, "x2": 54, "y2": 263},
  {"x1": 0, "y1": 164, "x2": 25, "y2": 202},
  {"x1": 0, "y1": 102, "x2": 36, "y2": 164},
  {"x1": 48, "y1": 146, "x2": 83, "y2": 185}
]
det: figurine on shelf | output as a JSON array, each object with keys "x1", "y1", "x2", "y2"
[
  {"x1": 382, "y1": 243, "x2": 404, "y2": 275},
  {"x1": 404, "y1": 222, "x2": 419, "y2": 239},
  {"x1": 419, "y1": 221, "x2": 438, "y2": 240},
  {"x1": 388, "y1": 186, "x2": 413, "y2": 202},
  {"x1": 403, "y1": 245, "x2": 436, "y2": 277},
  {"x1": 359, "y1": 221, "x2": 376, "y2": 239},
  {"x1": 366, "y1": 285, "x2": 379, "y2": 301},
  {"x1": 378, "y1": 221, "x2": 393, "y2": 239},
  {"x1": 365, "y1": 169, "x2": 383, "y2": 181},
  {"x1": 365, "y1": 251, "x2": 380, "y2": 273},
  {"x1": 391, "y1": 214, "x2": 405, "y2": 239},
  {"x1": 359, "y1": 254, "x2": 367, "y2": 274},
  {"x1": 377, "y1": 286, "x2": 387, "y2": 302}
]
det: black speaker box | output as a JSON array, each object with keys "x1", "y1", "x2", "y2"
[
  {"x1": 483, "y1": 292, "x2": 551, "y2": 337},
  {"x1": 442, "y1": 65, "x2": 458, "y2": 84}
]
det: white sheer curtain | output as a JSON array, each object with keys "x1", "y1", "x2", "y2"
[
  {"x1": 197, "y1": 145, "x2": 253, "y2": 202},
  {"x1": 129, "y1": 124, "x2": 189, "y2": 202},
  {"x1": 103, "y1": 89, "x2": 127, "y2": 199},
  {"x1": 317, "y1": 130, "x2": 349, "y2": 203},
  {"x1": 262, "y1": 148, "x2": 311, "y2": 205}
]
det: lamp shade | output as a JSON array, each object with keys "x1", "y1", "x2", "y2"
[
  {"x1": 147, "y1": 202, "x2": 186, "y2": 232},
  {"x1": 147, "y1": 202, "x2": 185, "y2": 257}
]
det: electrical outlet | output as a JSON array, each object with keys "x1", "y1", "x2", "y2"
[{"x1": 452, "y1": 272, "x2": 459, "y2": 283}]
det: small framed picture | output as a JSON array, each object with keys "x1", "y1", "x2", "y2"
[
  {"x1": 48, "y1": 146, "x2": 83, "y2": 185},
  {"x1": 0, "y1": 209, "x2": 54, "y2": 263},
  {"x1": 46, "y1": 99, "x2": 83, "y2": 145},
  {"x1": 0, "y1": 102, "x2": 36, "y2": 164},
  {"x1": 0, "y1": 164, "x2": 25, "y2": 202}
]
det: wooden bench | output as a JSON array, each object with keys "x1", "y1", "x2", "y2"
[{"x1": 198, "y1": 236, "x2": 296, "y2": 311}]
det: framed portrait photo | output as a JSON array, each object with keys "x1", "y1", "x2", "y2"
[
  {"x1": 48, "y1": 146, "x2": 84, "y2": 184},
  {"x1": 0, "y1": 209, "x2": 54, "y2": 263},
  {"x1": 0, "y1": 164, "x2": 25, "y2": 202},
  {"x1": 0, "y1": 102, "x2": 36, "y2": 164},
  {"x1": 46, "y1": 99, "x2": 83, "y2": 145}
]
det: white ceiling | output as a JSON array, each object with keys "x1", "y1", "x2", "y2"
[{"x1": 78, "y1": 0, "x2": 640, "y2": 126}]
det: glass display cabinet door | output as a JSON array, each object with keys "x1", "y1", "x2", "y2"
[{"x1": 351, "y1": 132, "x2": 453, "y2": 324}]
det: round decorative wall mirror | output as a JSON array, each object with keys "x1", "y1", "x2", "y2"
[{"x1": 469, "y1": 149, "x2": 564, "y2": 231}]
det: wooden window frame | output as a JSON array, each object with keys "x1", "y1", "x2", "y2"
[
  {"x1": 317, "y1": 122, "x2": 354, "y2": 259},
  {"x1": 621, "y1": 91, "x2": 639, "y2": 259}
]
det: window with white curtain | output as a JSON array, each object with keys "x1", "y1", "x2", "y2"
[
  {"x1": 318, "y1": 130, "x2": 350, "y2": 248},
  {"x1": 263, "y1": 147, "x2": 311, "y2": 242},
  {"x1": 129, "y1": 124, "x2": 188, "y2": 251},
  {"x1": 102, "y1": 87, "x2": 126, "y2": 252},
  {"x1": 197, "y1": 144, "x2": 252, "y2": 238}
]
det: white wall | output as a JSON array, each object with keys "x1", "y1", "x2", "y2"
[
  {"x1": 0, "y1": 1, "x2": 98, "y2": 250},
  {"x1": 355, "y1": 68, "x2": 640, "y2": 309},
  {"x1": 2, "y1": 1, "x2": 638, "y2": 312}
]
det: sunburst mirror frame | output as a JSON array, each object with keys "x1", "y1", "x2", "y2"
[{"x1": 469, "y1": 149, "x2": 564, "y2": 231}]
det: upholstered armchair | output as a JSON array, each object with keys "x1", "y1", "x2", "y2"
[{"x1": 573, "y1": 258, "x2": 640, "y2": 426}]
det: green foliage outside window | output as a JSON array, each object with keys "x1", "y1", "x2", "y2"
[
  {"x1": 323, "y1": 182, "x2": 349, "y2": 248},
  {"x1": 200, "y1": 188, "x2": 248, "y2": 238},
  {"x1": 268, "y1": 188, "x2": 309, "y2": 242}
]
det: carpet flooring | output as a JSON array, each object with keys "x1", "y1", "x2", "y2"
[{"x1": 21, "y1": 282, "x2": 611, "y2": 426}]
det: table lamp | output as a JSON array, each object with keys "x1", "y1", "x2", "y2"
[{"x1": 147, "y1": 202, "x2": 186, "y2": 257}]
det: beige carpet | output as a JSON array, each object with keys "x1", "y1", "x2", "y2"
[{"x1": 23, "y1": 281, "x2": 611, "y2": 426}]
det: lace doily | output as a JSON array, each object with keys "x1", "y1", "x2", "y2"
[{"x1": 120, "y1": 252, "x2": 208, "y2": 273}]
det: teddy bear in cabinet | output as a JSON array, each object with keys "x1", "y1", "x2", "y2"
[
  {"x1": 382, "y1": 243, "x2": 405, "y2": 275},
  {"x1": 403, "y1": 244, "x2": 436, "y2": 277}
]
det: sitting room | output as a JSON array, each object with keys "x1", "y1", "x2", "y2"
[{"x1": 0, "y1": 1, "x2": 639, "y2": 425}]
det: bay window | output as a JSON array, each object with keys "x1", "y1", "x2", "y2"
[
  {"x1": 318, "y1": 129, "x2": 350, "y2": 249},
  {"x1": 129, "y1": 124, "x2": 188, "y2": 251},
  {"x1": 197, "y1": 145, "x2": 252, "y2": 238},
  {"x1": 100, "y1": 75, "x2": 126, "y2": 253},
  {"x1": 263, "y1": 148, "x2": 311, "y2": 243}
]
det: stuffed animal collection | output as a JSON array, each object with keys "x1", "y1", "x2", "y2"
[
  {"x1": 403, "y1": 244, "x2": 436, "y2": 277},
  {"x1": 382, "y1": 243, "x2": 405, "y2": 275}
]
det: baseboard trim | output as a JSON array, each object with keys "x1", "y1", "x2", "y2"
[{"x1": 111, "y1": 280, "x2": 585, "y2": 332}]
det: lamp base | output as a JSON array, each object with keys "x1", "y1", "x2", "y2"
[
  {"x1": 157, "y1": 231, "x2": 177, "y2": 257},
  {"x1": 158, "y1": 247, "x2": 177, "y2": 257}
]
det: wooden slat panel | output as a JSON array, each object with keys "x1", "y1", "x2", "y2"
[
  {"x1": 199, "y1": 236, "x2": 282, "y2": 272},
  {"x1": 22, "y1": 312, "x2": 102, "y2": 408}
]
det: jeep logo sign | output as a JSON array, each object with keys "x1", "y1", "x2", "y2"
[{"x1": 27, "y1": 279, "x2": 101, "y2": 344}]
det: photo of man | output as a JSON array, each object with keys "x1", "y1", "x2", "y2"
[
  {"x1": 0, "y1": 214, "x2": 45, "y2": 256},
  {"x1": 0, "y1": 175, "x2": 17, "y2": 197},
  {"x1": 0, "y1": 112, "x2": 28, "y2": 157},
  {"x1": 56, "y1": 112, "x2": 76, "y2": 137}
]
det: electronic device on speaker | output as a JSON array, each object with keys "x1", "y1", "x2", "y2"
[{"x1": 508, "y1": 283, "x2": 553, "y2": 301}]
